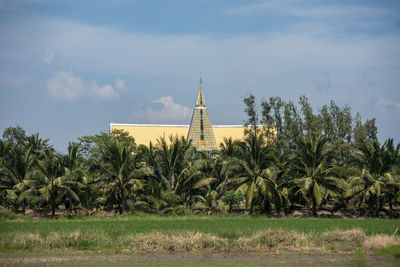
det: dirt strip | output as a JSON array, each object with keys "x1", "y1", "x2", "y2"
[{"x1": 0, "y1": 251, "x2": 398, "y2": 266}]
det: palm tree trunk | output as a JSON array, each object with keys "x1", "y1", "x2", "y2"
[
  {"x1": 375, "y1": 195, "x2": 380, "y2": 217},
  {"x1": 51, "y1": 183, "x2": 56, "y2": 217},
  {"x1": 171, "y1": 174, "x2": 175, "y2": 190},
  {"x1": 51, "y1": 200, "x2": 56, "y2": 217},
  {"x1": 389, "y1": 197, "x2": 393, "y2": 217},
  {"x1": 312, "y1": 197, "x2": 317, "y2": 217},
  {"x1": 249, "y1": 200, "x2": 254, "y2": 215},
  {"x1": 21, "y1": 201, "x2": 25, "y2": 215},
  {"x1": 263, "y1": 198, "x2": 271, "y2": 215},
  {"x1": 119, "y1": 186, "x2": 126, "y2": 214}
]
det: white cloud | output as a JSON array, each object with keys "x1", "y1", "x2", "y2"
[
  {"x1": 115, "y1": 78, "x2": 127, "y2": 92},
  {"x1": 46, "y1": 70, "x2": 119, "y2": 100},
  {"x1": 146, "y1": 96, "x2": 191, "y2": 123},
  {"x1": 378, "y1": 99, "x2": 400, "y2": 110},
  {"x1": 42, "y1": 46, "x2": 55, "y2": 64},
  {"x1": 94, "y1": 83, "x2": 118, "y2": 99},
  {"x1": 2, "y1": 16, "x2": 400, "y2": 141}
]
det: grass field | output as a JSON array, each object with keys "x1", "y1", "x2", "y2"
[
  {"x1": 1, "y1": 213, "x2": 399, "y2": 251},
  {"x1": 1, "y1": 213, "x2": 399, "y2": 238},
  {"x1": 1, "y1": 213, "x2": 400, "y2": 266}
]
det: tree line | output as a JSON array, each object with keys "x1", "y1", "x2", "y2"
[{"x1": 0, "y1": 95, "x2": 399, "y2": 217}]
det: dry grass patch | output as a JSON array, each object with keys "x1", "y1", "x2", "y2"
[
  {"x1": 363, "y1": 234, "x2": 400, "y2": 250},
  {"x1": 45, "y1": 231, "x2": 110, "y2": 249},
  {"x1": 236, "y1": 229, "x2": 313, "y2": 251},
  {"x1": 12, "y1": 233, "x2": 42, "y2": 249},
  {"x1": 321, "y1": 229, "x2": 366, "y2": 252},
  {"x1": 10, "y1": 231, "x2": 110, "y2": 250},
  {"x1": 122, "y1": 232, "x2": 227, "y2": 251},
  {"x1": 322, "y1": 229, "x2": 366, "y2": 243}
]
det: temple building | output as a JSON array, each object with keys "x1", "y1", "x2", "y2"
[
  {"x1": 110, "y1": 79, "x2": 246, "y2": 150},
  {"x1": 187, "y1": 79, "x2": 218, "y2": 151}
]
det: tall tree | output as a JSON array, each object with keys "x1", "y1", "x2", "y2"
[
  {"x1": 149, "y1": 135, "x2": 191, "y2": 191},
  {"x1": 319, "y1": 101, "x2": 353, "y2": 164},
  {"x1": 286, "y1": 135, "x2": 344, "y2": 216},
  {"x1": 299, "y1": 95, "x2": 321, "y2": 136},
  {"x1": 353, "y1": 113, "x2": 378, "y2": 147},
  {"x1": 350, "y1": 139, "x2": 399, "y2": 216},
  {"x1": 226, "y1": 134, "x2": 278, "y2": 215},
  {"x1": 37, "y1": 149, "x2": 80, "y2": 216},
  {"x1": 2, "y1": 126, "x2": 26, "y2": 149},
  {"x1": 0, "y1": 146, "x2": 37, "y2": 214},
  {"x1": 99, "y1": 137, "x2": 150, "y2": 214},
  {"x1": 243, "y1": 93, "x2": 260, "y2": 138}
]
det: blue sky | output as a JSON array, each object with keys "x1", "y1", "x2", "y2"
[{"x1": 1, "y1": 0, "x2": 399, "y2": 151}]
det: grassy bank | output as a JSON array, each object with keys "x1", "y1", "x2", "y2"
[{"x1": 0, "y1": 213, "x2": 399, "y2": 253}]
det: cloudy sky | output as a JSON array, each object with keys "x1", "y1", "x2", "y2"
[{"x1": 0, "y1": 0, "x2": 399, "y2": 151}]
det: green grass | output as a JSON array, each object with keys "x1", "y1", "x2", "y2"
[
  {"x1": 132, "y1": 264, "x2": 261, "y2": 267},
  {"x1": 1, "y1": 215, "x2": 398, "y2": 239},
  {"x1": 0, "y1": 214, "x2": 399, "y2": 252}
]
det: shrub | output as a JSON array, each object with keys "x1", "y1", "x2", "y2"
[
  {"x1": 221, "y1": 190, "x2": 244, "y2": 213},
  {"x1": 0, "y1": 209, "x2": 17, "y2": 220},
  {"x1": 165, "y1": 205, "x2": 185, "y2": 216}
]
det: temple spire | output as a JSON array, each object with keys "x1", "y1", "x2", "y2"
[
  {"x1": 187, "y1": 78, "x2": 217, "y2": 151},
  {"x1": 196, "y1": 78, "x2": 207, "y2": 107}
]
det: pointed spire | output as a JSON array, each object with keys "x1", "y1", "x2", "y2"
[
  {"x1": 187, "y1": 77, "x2": 217, "y2": 151},
  {"x1": 196, "y1": 78, "x2": 206, "y2": 107}
]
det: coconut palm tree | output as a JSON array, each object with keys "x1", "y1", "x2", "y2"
[
  {"x1": 0, "y1": 145, "x2": 37, "y2": 214},
  {"x1": 150, "y1": 135, "x2": 191, "y2": 190},
  {"x1": 99, "y1": 138, "x2": 151, "y2": 214},
  {"x1": 226, "y1": 132, "x2": 279, "y2": 215},
  {"x1": 219, "y1": 137, "x2": 242, "y2": 159},
  {"x1": 285, "y1": 135, "x2": 345, "y2": 216},
  {"x1": 59, "y1": 142, "x2": 87, "y2": 214},
  {"x1": 37, "y1": 149, "x2": 80, "y2": 216},
  {"x1": 25, "y1": 133, "x2": 50, "y2": 159},
  {"x1": 175, "y1": 149, "x2": 217, "y2": 207},
  {"x1": 349, "y1": 139, "x2": 399, "y2": 216}
]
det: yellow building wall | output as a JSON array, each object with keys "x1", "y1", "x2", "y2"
[
  {"x1": 110, "y1": 124, "x2": 189, "y2": 146},
  {"x1": 212, "y1": 126, "x2": 246, "y2": 146},
  {"x1": 110, "y1": 123, "x2": 246, "y2": 147}
]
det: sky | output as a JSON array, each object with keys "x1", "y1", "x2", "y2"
[{"x1": 0, "y1": 0, "x2": 399, "y2": 152}]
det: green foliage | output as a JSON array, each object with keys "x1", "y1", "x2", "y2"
[
  {"x1": 0, "y1": 94, "x2": 399, "y2": 218},
  {"x1": 221, "y1": 190, "x2": 244, "y2": 213},
  {"x1": 375, "y1": 245, "x2": 400, "y2": 259},
  {"x1": 0, "y1": 209, "x2": 17, "y2": 220},
  {"x1": 2, "y1": 125, "x2": 26, "y2": 148}
]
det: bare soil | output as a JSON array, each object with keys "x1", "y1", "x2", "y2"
[{"x1": 0, "y1": 251, "x2": 397, "y2": 266}]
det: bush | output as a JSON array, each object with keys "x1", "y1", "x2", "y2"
[
  {"x1": 165, "y1": 205, "x2": 185, "y2": 216},
  {"x1": 221, "y1": 190, "x2": 244, "y2": 213},
  {"x1": 0, "y1": 209, "x2": 18, "y2": 220},
  {"x1": 26, "y1": 195, "x2": 46, "y2": 210},
  {"x1": 164, "y1": 192, "x2": 182, "y2": 207}
]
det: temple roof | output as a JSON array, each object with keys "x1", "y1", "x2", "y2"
[
  {"x1": 188, "y1": 78, "x2": 217, "y2": 151},
  {"x1": 195, "y1": 78, "x2": 207, "y2": 107}
]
